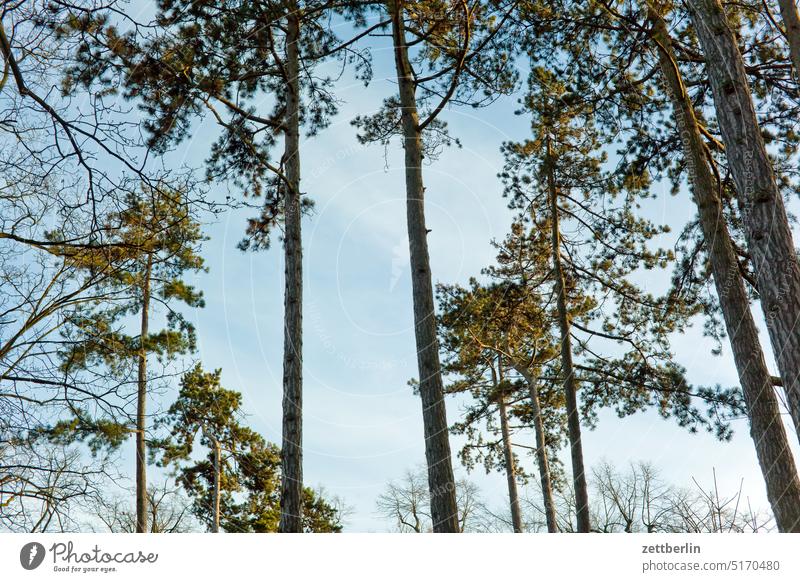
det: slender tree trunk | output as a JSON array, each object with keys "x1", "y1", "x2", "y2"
[
  {"x1": 135, "y1": 253, "x2": 153, "y2": 534},
  {"x1": 389, "y1": 0, "x2": 459, "y2": 533},
  {"x1": 777, "y1": 0, "x2": 800, "y2": 79},
  {"x1": 688, "y1": 0, "x2": 800, "y2": 441},
  {"x1": 495, "y1": 358, "x2": 523, "y2": 532},
  {"x1": 545, "y1": 138, "x2": 591, "y2": 533},
  {"x1": 279, "y1": 9, "x2": 304, "y2": 534},
  {"x1": 212, "y1": 438, "x2": 221, "y2": 533},
  {"x1": 646, "y1": 4, "x2": 800, "y2": 532},
  {"x1": 513, "y1": 364, "x2": 559, "y2": 532},
  {"x1": 497, "y1": 393, "x2": 523, "y2": 532}
]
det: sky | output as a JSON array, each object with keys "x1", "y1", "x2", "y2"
[{"x1": 106, "y1": 5, "x2": 800, "y2": 532}]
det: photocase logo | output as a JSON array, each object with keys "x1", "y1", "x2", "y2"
[{"x1": 20, "y1": 542, "x2": 46, "y2": 570}]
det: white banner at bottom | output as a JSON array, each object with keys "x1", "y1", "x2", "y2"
[{"x1": 1, "y1": 533, "x2": 798, "y2": 581}]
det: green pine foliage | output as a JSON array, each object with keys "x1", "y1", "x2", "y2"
[
  {"x1": 156, "y1": 365, "x2": 343, "y2": 533},
  {"x1": 495, "y1": 66, "x2": 745, "y2": 440},
  {"x1": 47, "y1": 185, "x2": 206, "y2": 450}
]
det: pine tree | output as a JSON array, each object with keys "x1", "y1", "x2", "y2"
[
  {"x1": 775, "y1": 0, "x2": 800, "y2": 78},
  {"x1": 515, "y1": 0, "x2": 800, "y2": 531},
  {"x1": 54, "y1": 184, "x2": 205, "y2": 532},
  {"x1": 643, "y1": 0, "x2": 800, "y2": 532},
  {"x1": 355, "y1": 0, "x2": 519, "y2": 532},
  {"x1": 61, "y1": 0, "x2": 375, "y2": 531},
  {"x1": 687, "y1": 0, "x2": 800, "y2": 440},
  {"x1": 501, "y1": 65, "x2": 746, "y2": 531},
  {"x1": 438, "y1": 271, "x2": 564, "y2": 533},
  {"x1": 157, "y1": 364, "x2": 344, "y2": 533}
]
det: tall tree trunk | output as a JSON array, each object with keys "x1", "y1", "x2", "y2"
[
  {"x1": 777, "y1": 0, "x2": 800, "y2": 78},
  {"x1": 545, "y1": 138, "x2": 591, "y2": 533},
  {"x1": 688, "y1": 0, "x2": 800, "y2": 441},
  {"x1": 135, "y1": 253, "x2": 153, "y2": 534},
  {"x1": 646, "y1": 4, "x2": 800, "y2": 532},
  {"x1": 389, "y1": 0, "x2": 459, "y2": 533},
  {"x1": 212, "y1": 438, "x2": 221, "y2": 533},
  {"x1": 279, "y1": 9, "x2": 304, "y2": 534},
  {"x1": 495, "y1": 358, "x2": 523, "y2": 532},
  {"x1": 513, "y1": 364, "x2": 559, "y2": 532}
]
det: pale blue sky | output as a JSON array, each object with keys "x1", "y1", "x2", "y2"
[{"x1": 109, "y1": 6, "x2": 800, "y2": 531}]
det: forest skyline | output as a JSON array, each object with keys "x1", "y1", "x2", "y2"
[
  {"x1": 2, "y1": 0, "x2": 800, "y2": 535},
  {"x1": 150, "y1": 26, "x2": 791, "y2": 531}
]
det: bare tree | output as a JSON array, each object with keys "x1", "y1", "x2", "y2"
[
  {"x1": 375, "y1": 466, "x2": 482, "y2": 533},
  {"x1": 1, "y1": 1, "x2": 204, "y2": 532},
  {"x1": 512, "y1": 461, "x2": 776, "y2": 533},
  {"x1": 91, "y1": 482, "x2": 198, "y2": 533},
  {"x1": 0, "y1": 439, "x2": 110, "y2": 533}
]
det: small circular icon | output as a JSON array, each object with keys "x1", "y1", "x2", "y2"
[{"x1": 20, "y1": 542, "x2": 46, "y2": 570}]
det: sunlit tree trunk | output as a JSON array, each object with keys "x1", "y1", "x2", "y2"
[
  {"x1": 136, "y1": 253, "x2": 153, "y2": 533},
  {"x1": 389, "y1": 0, "x2": 459, "y2": 532},
  {"x1": 212, "y1": 438, "x2": 221, "y2": 533},
  {"x1": 495, "y1": 359, "x2": 523, "y2": 532},
  {"x1": 647, "y1": 4, "x2": 800, "y2": 532},
  {"x1": 513, "y1": 364, "x2": 559, "y2": 532},
  {"x1": 777, "y1": 0, "x2": 800, "y2": 78},
  {"x1": 545, "y1": 138, "x2": 591, "y2": 533},
  {"x1": 688, "y1": 0, "x2": 800, "y2": 442},
  {"x1": 279, "y1": 8, "x2": 304, "y2": 534}
]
